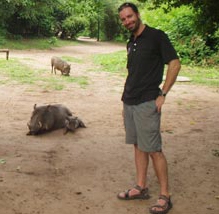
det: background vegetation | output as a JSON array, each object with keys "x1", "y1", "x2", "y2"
[{"x1": 0, "y1": 0, "x2": 218, "y2": 68}]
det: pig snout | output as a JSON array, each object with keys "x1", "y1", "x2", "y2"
[{"x1": 26, "y1": 121, "x2": 43, "y2": 135}]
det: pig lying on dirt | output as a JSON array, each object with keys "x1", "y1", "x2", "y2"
[
  {"x1": 51, "y1": 56, "x2": 71, "y2": 76},
  {"x1": 27, "y1": 104, "x2": 86, "y2": 135}
]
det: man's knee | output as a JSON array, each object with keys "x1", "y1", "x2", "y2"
[{"x1": 149, "y1": 151, "x2": 164, "y2": 160}]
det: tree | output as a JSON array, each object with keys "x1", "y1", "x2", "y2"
[
  {"x1": 0, "y1": 0, "x2": 58, "y2": 37},
  {"x1": 0, "y1": 0, "x2": 124, "y2": 40},
  {"x1": 138, "y1": 0, "x2": 219, "y2": 49}
]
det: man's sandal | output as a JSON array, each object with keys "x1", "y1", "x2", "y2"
[
  {"x1": 117, "y1": 185, "x2": 150, "y2": 200},
  {"x1": 149, "y1": 195, "x2": 173, "y2": 214}
]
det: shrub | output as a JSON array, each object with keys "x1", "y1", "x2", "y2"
[
  {"x1": 48, "y1": 36, "x2": 57, "y2": 45},
  {"x1": 141, "y1": 5, "x2": 215, "y2": 65},
  {"x1": 61, "y1": 16, "x2": 88, "y2": 40}
]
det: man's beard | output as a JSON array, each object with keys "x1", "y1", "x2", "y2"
[{"x1": 129, "y1": 18, "x2": 141, "y2": 33}]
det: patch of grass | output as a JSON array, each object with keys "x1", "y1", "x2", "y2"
[
  {"x1": 0, "y1": 59, "x2": 89, "y2": 90},
  {"x1": 0, "y1": 38, "x2": 78, "y2": 50},
  {"x1": 0, "y1": 59, "x2": 43, "y2": 84},
  {"x1": 64, "y1": 75, "x2": 88, "y2": 87},
  {"x1": 180, "y1": 66, "x2": 219, "y2": 87},
  {"x1": 93, "y1": 50, "x2": 127, "y2": 76},
  {"x1": 93, "y1": 51, "x2": 219, "y2": 87},
  {"x1": 62, "y1": 56, "x2": 83, "y2": 63},
  {"x1": 39, "y1": 75, "x2": 89, "y2": 90}
]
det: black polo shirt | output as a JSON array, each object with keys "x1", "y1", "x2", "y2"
[{"x1": 122, "y1": 25, "x2": 178, "y2": 105}]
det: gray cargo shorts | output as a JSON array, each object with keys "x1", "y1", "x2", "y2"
[{"x1": 123, "y1": 100, "x2": 162, "y2": 152}]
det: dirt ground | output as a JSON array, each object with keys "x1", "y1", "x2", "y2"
[{"x1": 0, "y1": 39, "x2": 219, "y2": 214}]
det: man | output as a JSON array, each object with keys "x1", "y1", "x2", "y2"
[{"x1": 117, "y1": 2, "x2": 181, "y2": 214}]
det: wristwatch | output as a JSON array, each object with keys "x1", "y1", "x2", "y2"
[{"x1": 159, "y1": 90, "x2": 167, "y2": 97}]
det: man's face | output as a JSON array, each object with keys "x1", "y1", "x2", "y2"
[{"x1": 119, "y1": 7, "x2": 140, "y2": 33}]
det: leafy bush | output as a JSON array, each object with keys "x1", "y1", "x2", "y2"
[
  {"x1": 61, "y1": 16, "x2": 88, "y2": 40},
  {"x1": 101, "y1": 1, "x2": 120, "y2": 41},
  {"x1": 213, "y1": 28, "x2": 219, "y2": 50},
  {"x1": 47, "y1": 36, "x2": 57, "y2": 45},
  {"x1": 0, "y1": 36, "x2": 6, "y2": 46},
  {"x1": 141, "y1": 5, "x2": 215, "y2": 65}
]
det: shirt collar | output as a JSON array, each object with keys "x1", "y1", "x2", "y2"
[{"x1": 129, "y1": 24, "x2": 149, "y2": 42}]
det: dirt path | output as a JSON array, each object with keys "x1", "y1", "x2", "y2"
[{"x1": 0, "y1": 39, "x2": 219, "y2": 214}]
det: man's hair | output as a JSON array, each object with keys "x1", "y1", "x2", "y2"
[{"x1": 118, "y1": 2, "x2": 139, "y2": 13}]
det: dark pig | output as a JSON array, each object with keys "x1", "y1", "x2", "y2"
[
  {"x1": 64, "y1": 116, "x2": 86, "y2": 134},
  {"x1": 27, "y1": 104, "x2": 73, "y2": 135},
  {"x1": 51, "y1": 56, "x2": 71, "y2": 76}
]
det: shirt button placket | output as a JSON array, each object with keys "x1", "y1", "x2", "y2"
[{"x1": 133, "y1": 43, "x2": 137, "y2": 52}]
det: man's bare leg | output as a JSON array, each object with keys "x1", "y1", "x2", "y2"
[
  {"x1": 118, "y1": 145, "x2": 149, "y2": 198},
  {"x1": 134, "y1": 144, "x2": 149, "y2": 189},
  {"x1": 150, "y1": 152, "x2": 170, "y2": 212},
  {"x1": 150, "y1": 152, "x2": 169, "y2": 196}
]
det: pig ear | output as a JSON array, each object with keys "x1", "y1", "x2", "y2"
[
  {"x1": 34, "y1": 104, "x2": 37, "y2": 109},
  {"x1": 46, "y1": 105, "x2": 51, "y2": 110}
]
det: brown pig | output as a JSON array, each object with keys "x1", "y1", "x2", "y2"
[{"x1": 51, "y1": 56, "x2": 71, "y2": 76}]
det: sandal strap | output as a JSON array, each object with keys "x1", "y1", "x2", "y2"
[
  {"x1": 159, "y1": 195, "x2": 170, "y2": 202},
  {"x1": 124, "y1": 185, "x2": 148, "y2": 197},
  {"x1": 152, "y1": 195, "x2": 171, "y2": 209},
  {"x1": 149, "y1": 195, "x2": 172, "y2": 213},
  {"x1": 134, "y1": 185, "x2": 148, "y2": 193},
  {"x1": 151, "y1": 204, "x2": 166, "y2": 209}
]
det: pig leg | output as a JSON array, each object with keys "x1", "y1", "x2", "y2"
[{"x1": 51, "y1": 65, "x2": 54, "y2": 74}]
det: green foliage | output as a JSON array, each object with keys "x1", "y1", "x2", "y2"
[
  {"x1": 0, "y1": 0, "x2": 218, "y2": 66},
  {"x1": 0, "y1": 0, "x2": 123, "y2": 41},
  {"x1": 0, "y1": 36, "x2": 6, "y2": 46},
  {"x1": 53, "y1": 0, "x2": 100, "y2": 39},
  {"x1": 62, "y1": 16, "x2": 88, "y2": 40},
  {"x1": 213, "y1": 28, "x2": 219, "y2": 50},
  {"x1": 47, "y1": 37, "x2": 58, "y2": 45},
  {"x1": 100, "y1": 0, "x2": 120, "y2": 41},
  {"x1": 139, "y1": 0, "x2": 219, "y2": 54},
  {"x1": 141, "y1": 5, "x2": 215, "y2": 65},
  {"x1": 1, "y1": 0, "x2": 57, "y2": 37}
]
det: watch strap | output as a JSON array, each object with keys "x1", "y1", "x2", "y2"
[{"x1": 159, "y1": 90, "x2": 167, "y2": 97}]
